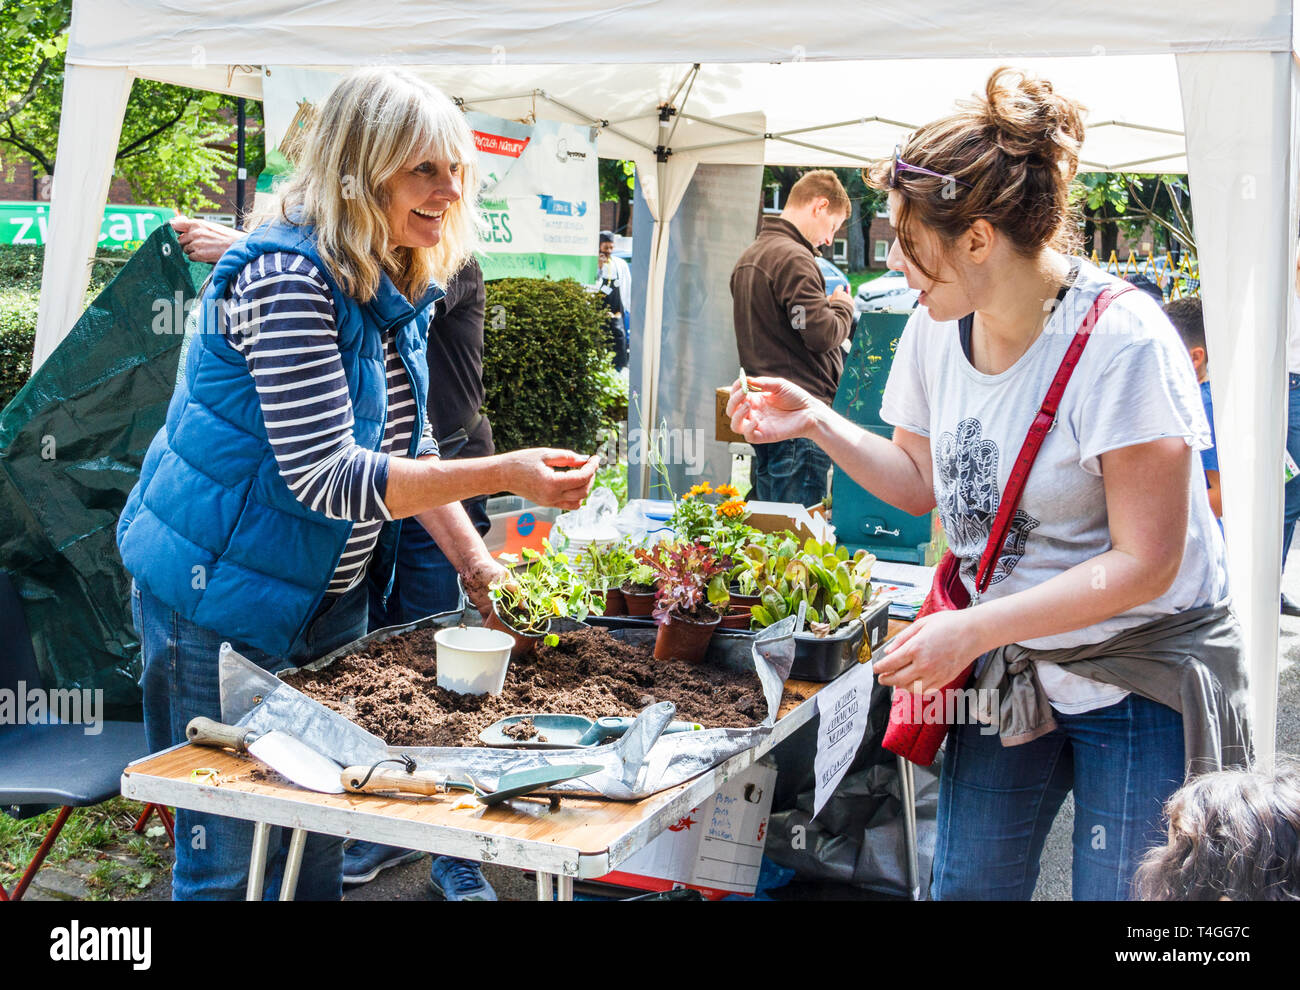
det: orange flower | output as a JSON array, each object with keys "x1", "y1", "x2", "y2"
[
  {"x1": 714, "y1": 483, "x2": 740, "y2": 498},
  {"x1": 685, "y1": 482, "x2": 713, "y2": 498},
  {"x1": 716, "y1": 498, "x2": 747, "y2": 520}
]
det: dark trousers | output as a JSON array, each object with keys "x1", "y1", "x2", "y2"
[
  {"x1": 368, "y1": 496, "x2": 491, "y2": 627},
  {"x1": 750, "y1": 437, "x2": 832, "y2": 506}
]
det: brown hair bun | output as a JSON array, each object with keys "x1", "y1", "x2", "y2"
[{"x1": 866, "y1": 66, "x2": 1087, "y2": 281}]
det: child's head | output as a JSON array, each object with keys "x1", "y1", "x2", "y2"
[
  {"x1": 1164, "y1": 297, "x2": 1207, "y2": 382},
  {"x1": 1134, "y1": 762, "x2": 1300, "y2": 901}
]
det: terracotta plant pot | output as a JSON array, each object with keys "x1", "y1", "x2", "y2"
[
  {"x1": 621, "y1": 583, "x2": 657, "y2": 617},
  {"x1": 653, "y1": 607, "x2": 721, "y2": 664},
  {"x1": 599, "y1": 587, "x2": 628, "y2": 617},
  {"x1": 728, "y1": 588, "x2": 761, "y2": 608},
  {"x1": 485, "y1": 606, "x2": 548, "y2": 661},
  {"x1": 718, "y1": 605, "x2": 753, "y2": 630}
]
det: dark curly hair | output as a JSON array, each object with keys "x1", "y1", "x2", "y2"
[
  {"x1": 866, "y1": 66, "x2": 1086, "y2": 283},
  {"x1": 1133, "y1": 761, "x2": 1300, "y2": 901}
]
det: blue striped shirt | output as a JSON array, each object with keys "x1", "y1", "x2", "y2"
[{"x1": 223, "y1": 252, "x2": 435, "y2": 595}]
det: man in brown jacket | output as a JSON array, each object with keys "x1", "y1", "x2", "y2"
[{"x1": 731, "y1": 170, "x2": 855, "y2": 503}]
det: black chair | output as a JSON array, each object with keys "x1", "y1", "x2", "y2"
[{"x1": 0, "y1": 571, "x2": 154, "y2": 900}]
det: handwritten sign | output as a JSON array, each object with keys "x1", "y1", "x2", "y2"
[{"x1": 812, "y1": 659, "x2": 874, "y2": 816}]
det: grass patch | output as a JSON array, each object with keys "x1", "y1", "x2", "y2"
[
  {"x1": 1, "y1": 797, "x2": 171, "y2": 899},
  {"x1": 847, "y1": 269, "x2": 888, "y2": 295}
]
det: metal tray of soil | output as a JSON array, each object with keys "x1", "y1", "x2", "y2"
[{"x1": 276, "y1": 605, "x2": 775, "y2": 749}]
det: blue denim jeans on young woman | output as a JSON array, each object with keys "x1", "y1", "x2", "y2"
[
  {"x1": 750, "y1": 437, "x2": 833, "y2": 506},
  {"x1": 133, "y1": 580, "x2": 369, "y2": 900},
  {"x1": 1281, "y1": 374, "x2": 1300, "y2": 566},
  {"x1": 931, "y1": 692, "x2": 1185, "y2": 901}
]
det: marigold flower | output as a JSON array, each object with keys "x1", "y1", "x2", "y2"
[
  {"x1": 685, "y1": 482, "x2": 713, "y2": 498},
  {"x1": 714, "y1": 483, "x2": 740, "y2": 498},
  {"x1": 716, "y1": 498, "x2": 747, "y2": 519}
]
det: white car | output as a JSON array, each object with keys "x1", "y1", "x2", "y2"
[{"x1": 854, "y1": 269, "x2": 920, "y2": 315}]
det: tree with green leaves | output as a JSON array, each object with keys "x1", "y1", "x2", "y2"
[
  {"x1": 1074, "y1": 172, "x2": 1194, "y2": 261},
  {"x1": 598, "y1": 158, "x2": 635, "y2": 234},
  {"x1": 1, "y1": 0, "x2": 263, "y2": 215}
]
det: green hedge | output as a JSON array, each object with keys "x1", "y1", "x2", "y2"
[
  {"x1": 481, "y1": 277, "x2": 612, "y2": 454},
  {"x1": 0, "y1": 247, "x2": 125, "y2": 409}
]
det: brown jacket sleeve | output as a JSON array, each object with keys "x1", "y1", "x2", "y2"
[{"x1": 769, "y1": 251, "x2": 855, "y2": 354}]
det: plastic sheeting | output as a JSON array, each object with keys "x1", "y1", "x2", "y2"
[
  {"x1": 765, "y1": 675, "x2": 940, "y2": 898},
  {"x1": 0, "y1": 225, "x2": 211, "y2": 718}
]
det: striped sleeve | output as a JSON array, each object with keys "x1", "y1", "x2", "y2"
[{"x1": 226, "y1": 252, "x2": 393, "y2": 522}]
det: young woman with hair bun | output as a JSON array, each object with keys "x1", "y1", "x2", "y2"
[{"x1": 729, "y1": 67, "x2": 1249, "y2": 900}]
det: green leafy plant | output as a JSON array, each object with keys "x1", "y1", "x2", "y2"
[
  {"x1": 491, "y1": 540, "x2": 601, "y2": 643},
  {"x1": 748, "y1": 537, "x2": 878, "y2": 638},
  {"x1": 576, "y1": 536, "x2": 635, "y2": 593},
  {"x1": 634, "y1": 541, "x2": 728, "y2": 623}
]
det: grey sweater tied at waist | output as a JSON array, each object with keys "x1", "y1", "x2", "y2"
[{"x1": 970, "y1": 602, "x2": 1251, "y2": 776}]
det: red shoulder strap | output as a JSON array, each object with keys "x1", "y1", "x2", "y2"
[{"x1": 973, "y1": 284, "x2": 1134, "y2": 595}]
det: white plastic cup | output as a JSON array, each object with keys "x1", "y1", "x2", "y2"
[{"x1": 434, "y1": 626, "x2": 515, "y2": 695}]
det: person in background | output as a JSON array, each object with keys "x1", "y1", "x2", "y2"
[
  {"x1": 1165, "y1": 297, "x2": 1221, "y2": 522},
  {"x1": 1134, "y1": 761, "x2": 1300, "y2": 901},
  {"x1": 595, "y1": 230, "x2": 631, "y2": 369},
  {"x1": 1284, "y1": 251, "x2": 1300, "y2": 616},
  {"x1": 347, "y1": 256, "x2": 502, "y2": 900},
  {"x1": 731, "y1": 169, "x2": 854, "y2": 505}
]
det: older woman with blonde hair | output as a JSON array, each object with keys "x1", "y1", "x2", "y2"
[{"x1": 118, "y1": 67, "x2": 596, "y2": 900}]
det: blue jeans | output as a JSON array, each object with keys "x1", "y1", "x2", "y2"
[
  {"x1": 750, "y1": 437, "x2": 832, "y2": 505},
  {"x1": 133, "y1": 580, "x2": 369, "y2": 900},
  {"x1": 932, "y1": 693, "x2": 1185, "y2": 901},
  {"x1": 1282, "y1": 374, "x2": 1300, "y2": 567},
  {"x1": 368, "y1": 497, "x2": 490, "y2": 628}
]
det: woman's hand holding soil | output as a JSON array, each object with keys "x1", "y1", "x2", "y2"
[
  {"x1": 727, "y1": 376, "x2": 820, "y2": 444},
  {"x1": 462, "y1": 559, "x2": 509, "y2": 618},
  {"x1": 873, "y1": 607, "x2": 989, "y2": 694}
]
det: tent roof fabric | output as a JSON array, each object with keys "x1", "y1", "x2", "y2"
[{"x1": 68, "y1": 1, "x2": 1292, "y2": 66}]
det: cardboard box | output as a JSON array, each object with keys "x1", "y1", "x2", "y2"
[
  {"x1": 594, "y1": 759, "x2": 778, "y2": 900},
  {"x1": 715, "y1": 386, "x2": 745, "y2": 444},
  {"x1": 746, "y1": 500, "x2": 834, "y2": 543}
]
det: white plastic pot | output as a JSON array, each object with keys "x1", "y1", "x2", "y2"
[{"x1": 434, "y1": 626, "x2": 515, "y2": 695}]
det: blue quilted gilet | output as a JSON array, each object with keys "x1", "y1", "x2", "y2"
[{"x1": 117, "y1": 220, "x2": 441, "y2": 654}]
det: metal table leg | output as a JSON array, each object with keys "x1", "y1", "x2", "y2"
[
  {"x1": 246, "y1": 821, "x2": 272, "y2": 901},
  {"x1": 897, "y1": 755, "x2": 921, "y2": 901},
  {"x1": 556, "y1": 874, "x2": 574, "y2": 901},
  {"x1": 535, "y1": 871, "x2": 554, "y2": 901},
  {"x1": 279, "y1": 827, "x2": 309, "y2": 901}
]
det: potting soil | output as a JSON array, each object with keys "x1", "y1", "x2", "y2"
[{"x1": 281, "y1": 626, "x2": 768, "y2": 747}]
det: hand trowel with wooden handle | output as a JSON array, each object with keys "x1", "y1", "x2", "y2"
[{"x1": 185, "y1": 716, "x2": 346, "y2": 794}]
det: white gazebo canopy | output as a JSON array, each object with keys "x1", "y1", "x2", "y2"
[{"x1": 39, "y1": 0, "x2": 1298, "y2": 761}]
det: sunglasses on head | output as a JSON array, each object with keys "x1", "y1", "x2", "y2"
[{"x1": 890, "y1": 145, "x2": 973, "y2": 190}]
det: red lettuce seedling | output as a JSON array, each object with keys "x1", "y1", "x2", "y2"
[{"x1": 634, "y1": 542, "x2": 728, "y2": 623}]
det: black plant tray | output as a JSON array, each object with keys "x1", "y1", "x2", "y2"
[{"x1": 587, "y1": 597, "x2": 890, "y2": 683}]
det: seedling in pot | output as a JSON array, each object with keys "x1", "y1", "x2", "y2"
[{"x1": 492, "y1": 540, "x2": 601, "y2": 647}]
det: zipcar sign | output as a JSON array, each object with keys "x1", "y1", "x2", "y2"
[{"x1": 0, "y1": 201, "x2": 177, "y2": 251}]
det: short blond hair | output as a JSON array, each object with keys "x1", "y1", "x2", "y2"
[
  {"x1": 271, "y1": 68, "x2": 482, "y2": 303},
  {"x1": 787, "y1": 170, "x2": 850, "y2": 216}
]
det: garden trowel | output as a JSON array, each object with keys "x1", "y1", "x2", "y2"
[
  {"x1": 478, "y1": 713, "x2": 703, "y2": 749},
  {"x1": 185, "y1": 716, "x2": 345, "y2": 794}
]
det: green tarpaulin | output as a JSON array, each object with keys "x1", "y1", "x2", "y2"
[{"x1": 0, "y1": 226, "x2": 211, "y2": 718}]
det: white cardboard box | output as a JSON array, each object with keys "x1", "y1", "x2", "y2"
[{"x1": 595, "y1": 759, "x2": 778, "y2": 900}]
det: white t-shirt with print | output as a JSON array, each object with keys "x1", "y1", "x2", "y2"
[{"x1": 880, "y1": 259, "x2": 1229, "y2": 714}]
